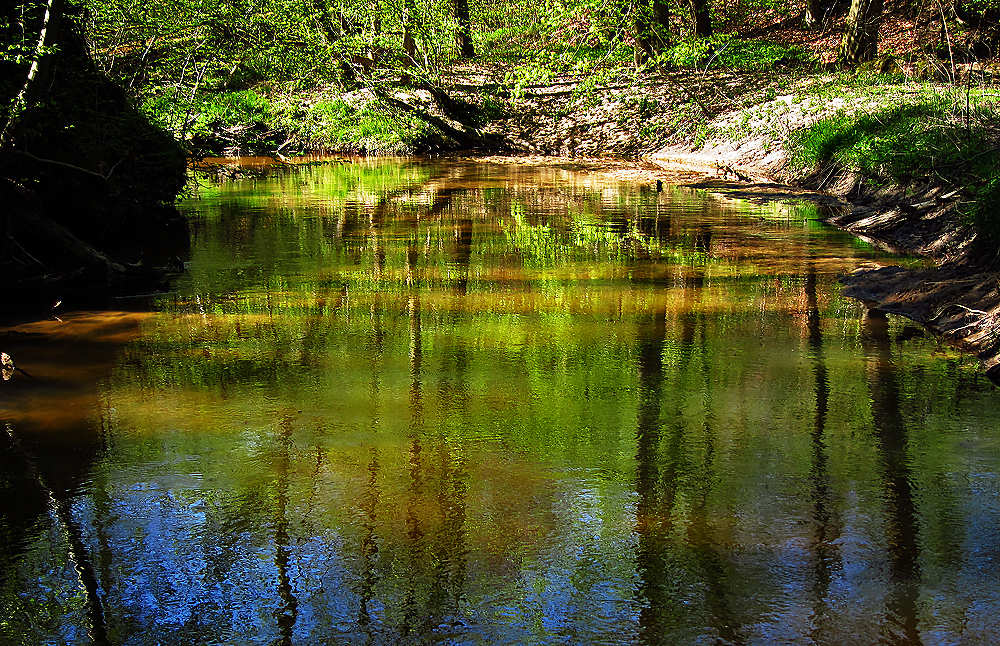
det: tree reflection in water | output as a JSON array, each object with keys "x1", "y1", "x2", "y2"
[{"x1": 2, "y1": 160, "x2": 999, "y2": 645}]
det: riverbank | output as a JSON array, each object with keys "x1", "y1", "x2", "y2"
[
  {"x1": 113, "y1": 59, "x2": 1000, "y2": 380},
  {"x1": 61, "y1": 50, "x2": 1000, "y2": 379}
]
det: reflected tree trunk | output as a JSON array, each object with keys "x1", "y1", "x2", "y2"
[
  {"x1": 401, "y1": 290, "x2": 426, "y2": 636},
  {"x1": 862, "y1": 310, "x2": 923, "y2": 646},
  {"x1": 688, "y1": 314, "x2": 741, "y2": 645},
  {"x1": 401, "y1": 433, "x2": 426, "y2": 636},
  {"x1": 434, "y1": 276, "x2": 471, "y2": 626},
  {"x1": 358, "y1": 297, "x2": 387, "y2": 636},
  {"x1": 634, "y1": 304, "x2": 671, "y2": 642},
  {"x1": 635, "y1": 269, "x2": 705, "y2": 642},
  {"x1": 273, "y1": 415, "x2": 299, "y2": 645},
  {"x1": 804, "y1": 265, "x2": 840, "y2": 643},
  {"x1": 358, "y1": 447, "x2": 381, "y2": 638},
  {"x1": 454, "y1": 217, "x2": 473, "y2": 295},
  {"x1": 2, "y1": 424, "x2": 110, "y2": 645}
]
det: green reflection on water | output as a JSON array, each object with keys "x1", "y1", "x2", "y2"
[{"x1": 3, "y1": 159, "x2": 999, "y2": 645}]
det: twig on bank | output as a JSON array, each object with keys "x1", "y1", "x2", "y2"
[{"x1": 15, "y1": 150, "x2": 124, "y2": 180}]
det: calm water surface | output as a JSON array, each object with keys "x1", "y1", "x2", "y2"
[{"x1": 2, "y1": 159, "x2": 999, "y2": 645}]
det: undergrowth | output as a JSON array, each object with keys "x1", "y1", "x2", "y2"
[
  {"x1": 655, "y1": 35, "x2": 815, "y2": 71},
  {"x1": 278, "y1": 99, "x2": 436, "y2": 155},
  {"x1": 143, "y1": 90, "x2": 438, "y2": 155}
]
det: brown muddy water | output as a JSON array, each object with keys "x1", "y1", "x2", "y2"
[{"x1": 2, "y1": 158, "x2": 999, "y2": 645}]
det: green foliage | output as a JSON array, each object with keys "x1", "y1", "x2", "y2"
[
  {"x1": 659, "y1": 36, "x2": 716, "y2": 68},
  {"x1": 969, "y1": 173, "x2": 1000, "y2": 245},
  {"x1": 714, "y1": 38, "x2": 815, "y2": 70},
  {"x1": 657, "y1": 35, "x2": 814, "y2": 71},
  {"x1": 143, "y1": 89, "x2": 278, "y2": 151},
  {"x1": 278, "y1": 99, "x2": 436, "y2": 155},
  {"x1": 85, "y1": 0, "x2": 341, "y2": 91}
]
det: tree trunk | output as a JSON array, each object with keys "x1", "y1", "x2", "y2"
[
  {"x1": 691, "y1": 0, "x2": 712, "y2": 37},
  {"x1": 652, "y1": 0, "x2": 670, "y2": 49},
  {"x1": 634, "y1": 16, "x2": 653, "y2": 67},
  {"x1": 453, "y1": 0, "x2": 475, "y2": 58},
  {"x1": 309, "y1": 0, "x2": 341, "y2": 45},
  {"x1": 634, "y1": 0, "x2": 670, "y2": 67},
  {"x1": 0, "y1": 0, "x2": 64, "y2": 175},
  {"x1": 803, "y1": 0, "x2": 824, "y2": 28},
  {"x1": 402, "y1": 24, "x2": 417, "y2": 63},
  {"x1": 840, "y1": 0, "x2": 884, "y2": 64},
  {"x1": 401, "y1": 0, "x2": 418, "y2": 63}
]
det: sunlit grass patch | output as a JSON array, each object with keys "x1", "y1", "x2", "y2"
[
  {"x1": 788, "y1": 88, "x2": 1000, "y2": 243},
  {"x1": 280, "y1": 98, "x2": 435, "y2": 155}
]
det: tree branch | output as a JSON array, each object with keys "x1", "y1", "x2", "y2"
[
  {"x1": 15, "y1": 150, "x2": 119, "y2": 180},
  {"x1": 0, "y1": 0, "x2": 65, "y2": 173}
]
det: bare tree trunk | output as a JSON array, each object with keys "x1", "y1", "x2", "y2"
[
  {"x1": 652, "y1": 0, "x2": 670, "y2": 49},
  {"x1": 691, "y1": 0, "x2": 712, "y2": 37},
  {"x1": 803, "y1": 0, "x2": 825, "y2": 28},
  {"x1": 453, "y1": 0, "x2": 475, "y2": 58},
  {"x1": 840, "y1": 0, "x2": 884, "y2": 64},
  {"x1": 402, "y1": 23, "x2": 417, "y2": 63},
  {"x1": 634, "y1": 16, "x2": 653, "y2": 67},
  {"x1": 634, "y1": 0, "x2": 670, "y2": 67},
  {"x1": 0, "y1": 0, "x2": 64, "y2": 175},
  {"x1": 401, "y1": 0, "x2": 418, "y2": 63}
]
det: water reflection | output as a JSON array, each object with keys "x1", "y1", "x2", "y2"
[
  {"x1": 2, "y1": 159, "x2": 999, "y2": 645},
  {"x1": 864, "y1": 310, "x2": 922, "y2": 645},
  {"x1": 805, "y1": 261, "x2": 839, "y2": 646}
]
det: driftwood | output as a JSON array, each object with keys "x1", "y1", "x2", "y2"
[{"x1": 2, "y1": 187, "x2": 126, "y2": 273}]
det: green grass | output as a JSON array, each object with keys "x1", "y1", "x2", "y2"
[
  {"x1": 278, "y1": 99, "x2": 436, "y2": 155},
  {"x1": 788, "y1": 89, "x2": 1000, "y2": 243},
  {"x1": 142, "y1": 89, "x2": 439, "y2": 155},
  {"x1": 659, "y1": 35, "x2": 815, "y2": 71},
  {"x1": 142, "y1": 90, "x2": 280, "y2": 153}
]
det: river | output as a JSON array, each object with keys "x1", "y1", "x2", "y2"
[{"x1": 2, "y1": 158, "x2": 998, "y2": 645}]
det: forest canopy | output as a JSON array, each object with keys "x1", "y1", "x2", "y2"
[{"x1": 51, "y1": 0, "x2": 995, "y2": 156}]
